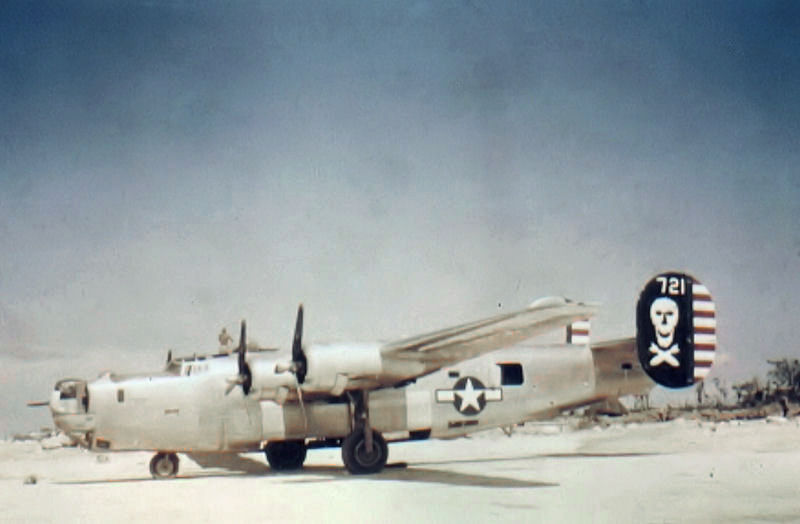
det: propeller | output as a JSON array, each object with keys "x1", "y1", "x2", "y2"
[
  {"x1": 275, "y1": 304, "x2": 308, "y2": 381},
  {"x1": 26, "y1": 401, "x2": 49, "y2": 407},
  {"x1": 225, "y1": 320, "x2": 252, "y2": 395},
  {"x1": 268, "y1": 305, "x2": 310, "y2": 432},
  {"x1": 292, "y1": 304, "x2": 307, "y2": 384},
  {"x1": 289, "y1": 304, "x2": 309, "y2": 433}
]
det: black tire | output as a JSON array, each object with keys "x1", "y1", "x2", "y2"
[
  {"x1": 265, "y1": 440, "x2": 307, "y2": 471},
  {"x1": 149, "y1": 452, "x2": 179, "y2": 479},
  {"x1": 341, "y1": 430, "x2": 388, "y2": 474}
]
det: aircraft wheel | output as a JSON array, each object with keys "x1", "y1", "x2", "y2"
[
  {"x1": 265, "y1": 440, "x2": 307, "y2": 471},
  {"x1": 341, "y1": 430, "x2": 388, "y2": 474},
  {"x1": 149, "y1": 452, "x2": 179, "y2": 479}
]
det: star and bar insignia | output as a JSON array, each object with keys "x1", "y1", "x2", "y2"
[{"x1": 436, "y1": 377, "x2": 503, "y2": 415}]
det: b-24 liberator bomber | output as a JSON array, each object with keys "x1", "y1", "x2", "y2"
[{"x1": 33, "y1": 272, "x2": 716, "y2": 477}]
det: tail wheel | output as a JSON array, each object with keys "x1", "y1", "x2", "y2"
[
  {"x1": 341, "y1": 430, "x2": 388, "y2": 474},
  {"x1": 149, "y1": 452, "x2": 179, "y2": 479},
  {"x1": 265, "y1": 440, "x2": 307, "y2": 471}
]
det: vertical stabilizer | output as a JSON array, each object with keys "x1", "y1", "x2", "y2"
[{"x1": 636, "y1": 272, "x2": 717, "y2": 388}]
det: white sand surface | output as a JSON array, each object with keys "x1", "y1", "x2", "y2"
[{"x1": 2, "y1": 419, "x2": 799, "y2": 523}]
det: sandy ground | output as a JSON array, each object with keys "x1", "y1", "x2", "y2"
[{"x1": 2, "y1": 418, "x2": 799, "y2": 524}]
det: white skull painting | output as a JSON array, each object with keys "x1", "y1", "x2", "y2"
[{"x1": 650, "y1": 297, "x2": 679, "y2": 349}]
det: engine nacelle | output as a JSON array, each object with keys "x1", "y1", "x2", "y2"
[
  {"x1": 249, "y1": 359, "x2": 297, "y2": 400},
  {"x1": 303, "y1": 342, "x2": 384, "y2": 394}
]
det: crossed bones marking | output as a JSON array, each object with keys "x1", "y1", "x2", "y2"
[{"x1": 649, "y1": 343, "x2": 680, "y2": 367}]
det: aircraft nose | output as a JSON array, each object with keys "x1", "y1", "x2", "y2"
[
  {"x1": 52, "y1": 409, "x2": 96, "y2": 444},
  {"x1": 49, "y1": 378, "x2": 95, "y2": 444}
]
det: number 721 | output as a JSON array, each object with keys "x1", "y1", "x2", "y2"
[{"x1": 656, "y1": 276, "x2": 686, "y2": 295}]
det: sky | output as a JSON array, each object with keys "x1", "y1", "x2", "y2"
[{"x1": 1, "y1": 0, "x2": 799, "y2": 435}]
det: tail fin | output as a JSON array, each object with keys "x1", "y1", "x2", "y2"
[
  {"x1": 566, "y1": 319, "x2": 590, "y2": 345},
  {"x1": 636, "y1": 272, "x2": 717, "y2": 388}
]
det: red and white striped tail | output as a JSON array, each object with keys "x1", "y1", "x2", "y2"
[
  {"x1": 692, "y1": 283, "x2": 716, "y2": 381},
  {"x1": 566, "y1": 319, "x2": 591, "y2": 345},
  {"x1": 637, "y1": 272, "x2": 718, "y2": 389}
]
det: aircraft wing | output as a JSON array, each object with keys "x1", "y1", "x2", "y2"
[
  {"x1": 299, "y1": 297, "x2": 598, "y2": 394},
  {"x1": 378, "y1": 297, "x2": 598, "y2": 377}
]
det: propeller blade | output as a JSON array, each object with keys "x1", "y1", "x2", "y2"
[
  {"x1": 292, "y1": 305, "x2": 303, "y2": 361},
  {"x1": 238, "y1": 320, "x2": 247, "y2": 353},
  {"x1": 233, "y1": 319, "x2": 252, "y2": 395},
  {"x1": 237, "y1": 319, "x2": 247, "y2": 371},
  {"x1": 291, "y1": 304, "x2": 307, "y2": 383},
  {"x1": 225, "y1": 367, "x2": 250, "y2": 395},
  {"x1": 26, "y1": 401, "x2": 49, "y2": 407},
  {"x1": 224, "y1": 377, "x2": 241, "y2": 395}
]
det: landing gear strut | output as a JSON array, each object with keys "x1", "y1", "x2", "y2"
[
  {"x1": 341, "y1": 390, "x2": 388, "y2": 474},
  {"x1": 149, "y1": 452, "x2": 179, "y2": 479},
  {"x1": 265, "y1": 440, "x2": 307, "y2": 471}
]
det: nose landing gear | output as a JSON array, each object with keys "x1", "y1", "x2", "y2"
[{"x1": 149, "y1": 452, "x2": 179, "y2": 479}]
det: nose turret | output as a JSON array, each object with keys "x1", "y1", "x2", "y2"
[{"x1": 50, "y1": 378, "x2": 95, "y2": 444}]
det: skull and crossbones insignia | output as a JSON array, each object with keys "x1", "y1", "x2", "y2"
[
  {"x1": 648, "y1": 297, "x2": 681, "y2": 367},
  {"x1": 637, "y1": 272, "x2": 716, "y2": 389}
]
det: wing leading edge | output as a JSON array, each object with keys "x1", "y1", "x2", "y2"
[{"x1": 379, "y1": 297, "x2": 598, "y2": 374}]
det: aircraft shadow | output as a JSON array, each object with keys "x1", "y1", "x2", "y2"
[
  {"x1": 54, "y1": 451, "x2": 659, "y2": 487},
  {"x1": 55, "y1": 460, "x2": 556, "y2": 489},
  {"x1": 282, "y1": 464, "x2": 557, "y2": 488},
  {"x1": 184, "y1": 452, "x2": 268, "y2": 473},
  {"x1": 409, "y1": 451, "x2": 659, "y2": 467},
  {"x1": 54, "y1": 451, "x2": 658, "y2": 487}
]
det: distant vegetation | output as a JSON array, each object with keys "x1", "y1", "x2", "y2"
[
  {"x1": 655, "y1": 357, "x2": 800, "y2": 420},
  {"x1": 615, "y1": 358, "x2": 800, "y2": 424},
  {"x1": 728, "y1": 358, "x2": 800, "y2": 409}
]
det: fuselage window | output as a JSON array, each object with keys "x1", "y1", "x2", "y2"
[
  {"x1": 117, "y1": 389, "x2": 125, "y2": 403},
  {"x1": 498, "y1": 363, "x2": 524, "y2": 386}
]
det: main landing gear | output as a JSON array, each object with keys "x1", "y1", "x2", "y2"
[
  {"x1": 149, "y1": 452, "x2": 179, "y2": 479},
  {"x1": 265, "y1": 440, "x2": 307, "y2": 471},
  {"x1": 341, "y1": 390, "x2": 388, "y2": 474},
  {"x1": 341, "y1": 429, "x2": 388, "y2": 474}
]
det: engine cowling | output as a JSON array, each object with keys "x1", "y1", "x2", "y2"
[
  {"x1": 249, "y1": 359, "x2": 297, "y2": 400},
  {"x1": 302, "y1": 342, "x2": 384, "y2": 394}
]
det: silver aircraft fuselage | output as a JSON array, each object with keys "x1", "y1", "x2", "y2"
[{"x1": 49, "y1": 339, "x2": 649, "y2": 452}]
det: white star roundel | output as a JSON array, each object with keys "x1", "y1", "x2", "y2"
[{"x1": 436, "y1": 377, "x2": 503, "y2": 415}]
